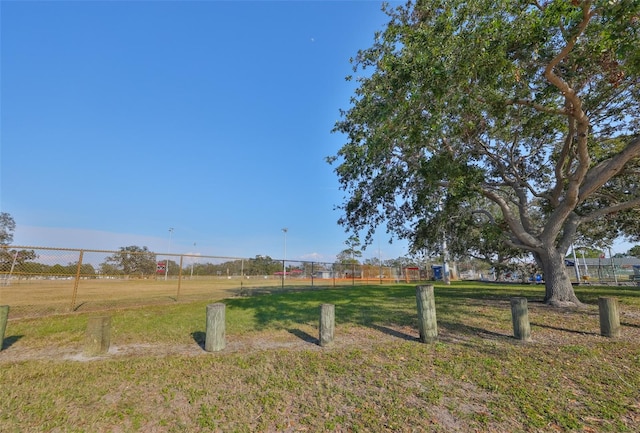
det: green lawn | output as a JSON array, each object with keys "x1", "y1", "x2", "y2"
[{"x1": 1, "y1": 282, "x2": 639, "y2": 432}]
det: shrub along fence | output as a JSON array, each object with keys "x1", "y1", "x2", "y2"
[{"x1": 0, "y1": 246, "x2": 409, "y2": 318}]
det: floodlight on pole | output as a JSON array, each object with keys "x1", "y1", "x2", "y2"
[
  {"x1": 608, "y1": 246, "x2": 618, "y2": 285},
  {"x1": 571, "y1": 244, "x2": 581, "y2": 283},
  {"x1": 282, "y1": 228, "x2": 288, "y2": 281},
  {"x1": 191, "y1": 242, "x2": 196, "y2": 279},
  {"x1": 165, "y1": 227, "x2": 174, "y2": 281},
  {"x1": 581, "y1": 249, "x2": 589, "y2": 278}
]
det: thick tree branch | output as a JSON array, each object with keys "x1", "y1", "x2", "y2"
[
  {"x1": 482, "y1": 188, "x2": 543, "y2": 249},
  {"x1": 579, "y1": 196, "x2": 640, "y2": 224},
  {"x1": 579, "y1": 136, "x2": 640, "y2": 200},
  {"x1": 541, "y1": 2, "x2": 595, "y2": 243}
]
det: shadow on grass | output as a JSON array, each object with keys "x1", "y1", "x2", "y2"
[
  {"x1": 191, "y1": 331, "x2": 206, "y2": 349},
  {"x1": 2, "y1": 335, "x2": 23, "y2": 350},
  {"x1": 223, "y1": 282, "x2": 640, "y2": 342},
  {"x1": 530, "y1": 322, "x2": 599, "y2": 336},
  {"x1": 225, "y1": 284, "x2": 419, "y2": 331},
  {"x1": 439, "y1": 321, "x2": 511, "y2": 340},
  {"x1": 369, "y1": 324, "x2": 418, "y2": 342},
  {"x1": 287, "y1": 328, "x2": 318, "y2": 345},
  {"x1": 575, "y1": 285, "x2": 640, "y2": 304},
  {"x1": 73, "y1": 302, "x2": 88, "y2": 312}
]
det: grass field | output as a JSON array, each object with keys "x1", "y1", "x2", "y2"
[
  {"x1": 1, "y1": 282, "x2": 640, "y2": 432},
  {"x1": 0, "y1": 275, "x2": 386, "y2": 318}
]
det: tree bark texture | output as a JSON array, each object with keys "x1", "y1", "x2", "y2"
[
  {"x1": 598, "y1": 297, "x2": 621, "y2": 338},
  {"x1": 205, "y1": 303, "x2": 226, "y2": 352},
  {"x1": 0, "y1": 305, "x2": 9, "y2": 351},
  {"x1": 84, "y1": 316, "x2": 111, "y2": 356},
  {"x1": 537, "y1": 248, "x2": 583, "y2": 307},
  {"x1": 510, "y1": 297, "x2": 532, "y2": 341},
  {"x1": 319, "y1": 304, "x2": 335, "y2": 347},
  {"x1": 416, "y1": 285, "x2": 438, "y2": 343}
]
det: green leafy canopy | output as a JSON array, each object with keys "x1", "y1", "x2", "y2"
[{"x1": 329, "y1": 0, "x2": 640, "y2": 305}]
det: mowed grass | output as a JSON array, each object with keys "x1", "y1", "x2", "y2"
[
  {"x1": 0, "y1": 276, "x2": 379, "y2": 318},
  {"x1": 2, "y1": 282, "x2": 640, "y2": 432}
]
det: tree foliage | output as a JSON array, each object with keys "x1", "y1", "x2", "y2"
[
  {"x1": 336, "y1": 235, "x2": 363, "y2": 264},
  {"x1": 572, "y1": 247, "x2": 605, "y2": 258},
  {"x1": 628, "y1": 245, "x2": 640, "y2": 258},
  {"x1": 0, "y1": 248, "x2": 37, "y2": 273},
  {"x1": 102, "y1": 246, "x2": 157, "y2": 277},
  {"x1": 330, "y1": 0, "x2": 640, "y2": 306},
  {"x1": 247, "y1": 255, "x2": 283, "y2": 275},
  {"x1": 0, "y1": 212, "x2": 16, "y2": 246}
]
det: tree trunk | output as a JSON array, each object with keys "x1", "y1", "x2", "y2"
[{"x1": 537, "y1": 248, "x2": 584, "y2": 307}]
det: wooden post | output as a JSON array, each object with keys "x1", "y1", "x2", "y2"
[
  {"x1": 84, "y1": 316, "x2": 111, "y2": 356},
  {"x1": 319, "y1": 304, "x2": 335, "y2": 347},
  {"x1": 510, "y1": 297, "x2": 532, "y2": 341},
  {"x1": 598, "y1": 297, "x2": 621, "y2": 338},
  {"x1": 416, "y1": 285, "x2": 438, "y2": 343},
  {"x1": 0, "y1": 305, "x2": 9, "y2": 351},
  {"x1": 205, "y1": 303, "x2": 226, "y2": 352}
]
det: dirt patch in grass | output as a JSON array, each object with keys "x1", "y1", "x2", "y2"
[{"x1": 0, "y1": 325, "x2": 399, "y2": 363}]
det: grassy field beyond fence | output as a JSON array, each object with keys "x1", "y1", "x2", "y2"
[{"x1": 1, "y1": 282, "x2": 640, "y2": 432}]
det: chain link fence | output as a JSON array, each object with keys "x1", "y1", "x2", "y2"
[
  {"x1": 0, "y1": 246, "x2": 411, "y2": 318},
  {"x1": 4, "y1": 246, "x2": 636, "y2": 318}
]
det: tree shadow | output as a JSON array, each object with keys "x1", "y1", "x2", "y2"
[
  {"x1": 287, "y1": 328, "x2": 319, "y2": 345},
  {"x1": 224, "y1": 285, "x2": 419, "y2": 331},
  {"x1": 2, "y1": 335, "x2": 23, "y2": 350},
  {"x1": 223, "y1": 283, "x2": 636, "y2": 344}
]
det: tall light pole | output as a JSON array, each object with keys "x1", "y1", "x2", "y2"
[
  {"x1": 442, "y1": 237, "x2": 451, "y2": 285},
  {"x1": 571, "y1": 244, "x2": 581, "y2": 283},
  {"x1": 165, "y1": 227, "x2": 174, "y2": 281},
  {"x1": 282, "y1": 228, "x2": 288, "y2": 281},
  {"x1": 191, "y1": 242, "x2": 196, "y2": 279},
  {"x1": 580, "y1": 249, "x2": 589, "y2": 279},
  {"x1": 608, "y1": 246, "x2": 618, "y2": 285}
]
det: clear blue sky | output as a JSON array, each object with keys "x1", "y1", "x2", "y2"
[{"x1": 1, "y1": 0, "x2": 410, "y2": 262}]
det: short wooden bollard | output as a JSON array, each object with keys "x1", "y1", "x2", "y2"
[
  {"x1": 416, "y1": 285, "x2": 438, "y2": 343},
  {"x1": 599, "y1": 297, "x2": 621, "y2": 338},
  {"x1": 0, "y1": 305, "x2": 9, "y2": 351},
  {"x1": 510, "y1": 297, "x2": 532, "y2": 342},
  {"x1": 84, "y1": 316, "x2": 111, "y2": 356},
  {"x1": 205, "y1": 303, "x2": 226, "y2": 352},
  {"x1": 319, "y1": 304, "x2": 335, "y2": 347}
]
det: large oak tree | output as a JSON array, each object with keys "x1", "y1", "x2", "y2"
[
  {"x1": 330, "y1": 0, "x2": 640, "y2": 306},
  {"x1": 103, "y1": 246, "x2": 157, "y2": 277}
]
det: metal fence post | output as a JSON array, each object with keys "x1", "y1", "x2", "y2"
[
  {"x1": 176, "y1": 255, "x2": 184, "y2": 301},
  {"x1": 0, "y1": 305, "x2": 9, "y2": 350},
  {"x1": 70, "y1": 250, "x2": 84, "y2": 311}
]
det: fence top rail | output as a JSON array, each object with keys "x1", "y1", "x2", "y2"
[{"x1": 2, "y1": 245, "x2": 406, "y2": 270}]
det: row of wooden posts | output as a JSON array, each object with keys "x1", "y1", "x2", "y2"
[{"x1": 0, "y1": 285, "x2": 623, "y2": 355}]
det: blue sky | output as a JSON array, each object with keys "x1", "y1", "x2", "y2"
[{"x1": 1, "y1": 0, "x2": 410, "y2": 262}]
